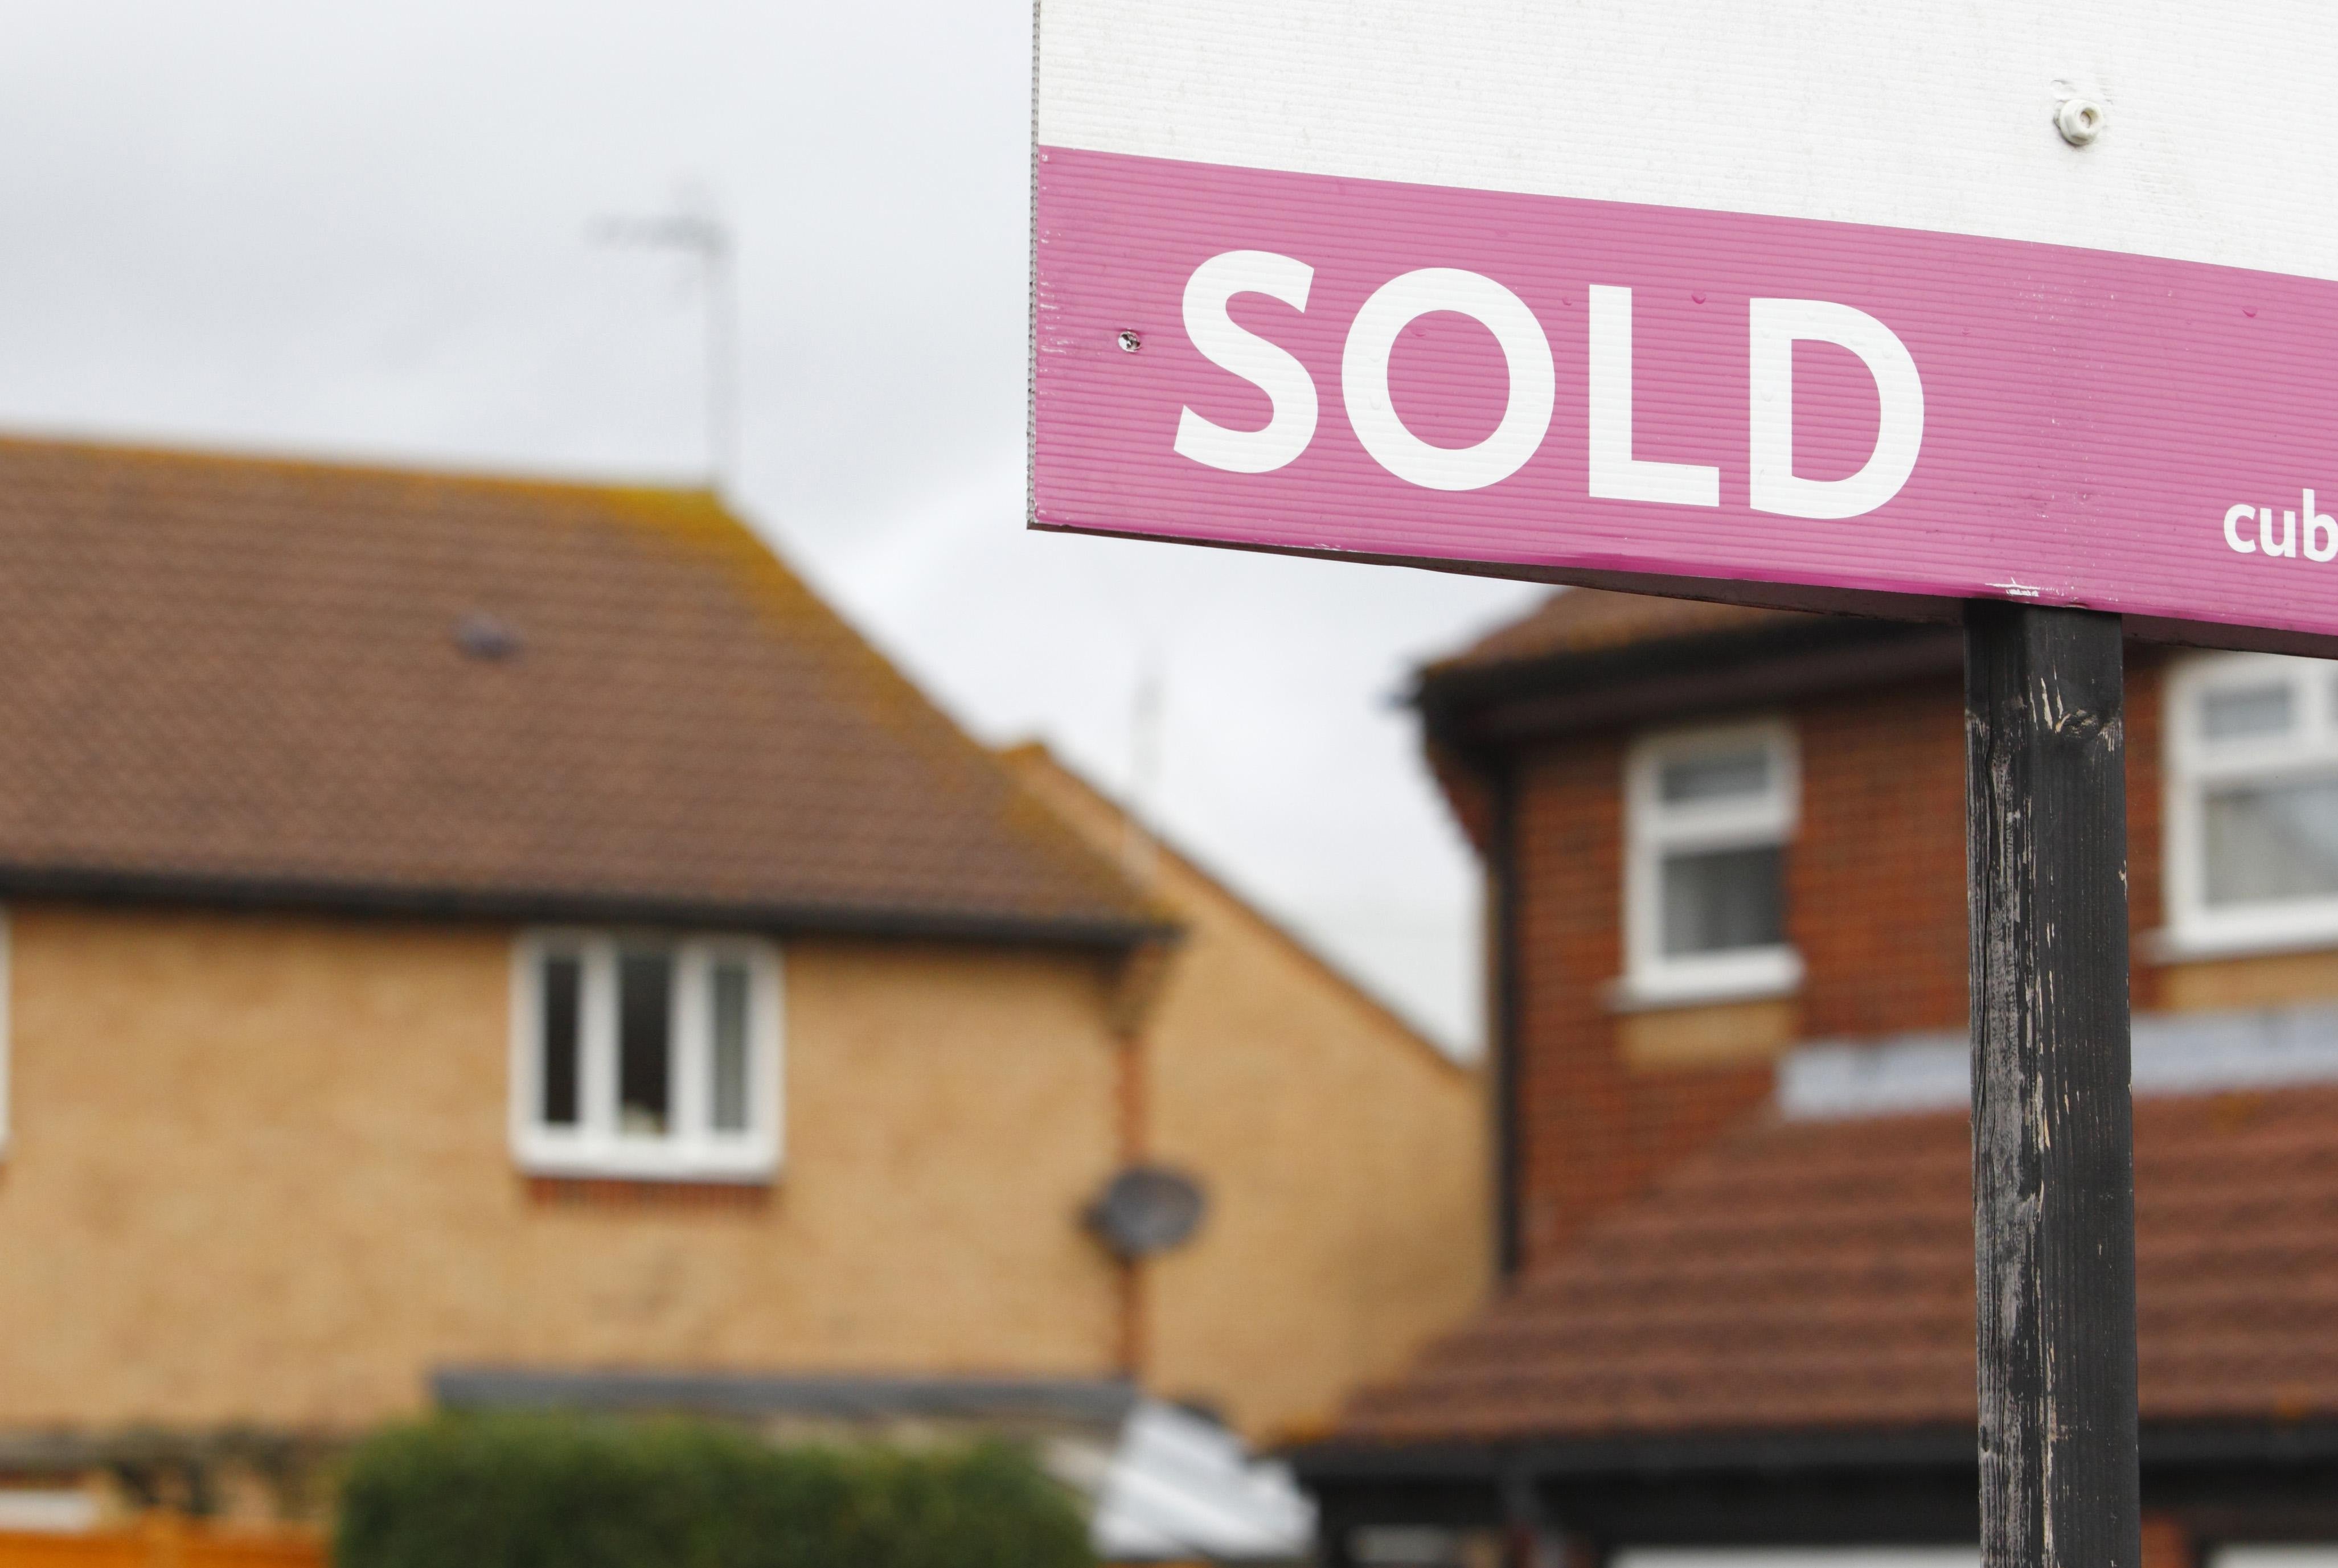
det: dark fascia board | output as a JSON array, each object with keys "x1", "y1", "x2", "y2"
[
  {"x1": 1417, "y1": 617, "x2": 1965, "y2": 756},
  {"x1": 0, "y1": 863, "x2": 1179, "y2": 953},
  {"x1": 1298, "y1": 1422, "x2": 2338, "y2": 1546},
  {"x1": 1295, "y1": 1419, "x2": 2338, "y2": 1489},
  {"x1": 1416, "y1": 602, "x2": 2338, "y2": 761},
  {"x1": 1294, "y1": 1426, "x2": 1972, "y2": 1488},
  {"x1": 433, "y1": 1366, "x2": 1139, "y2": 1431}
]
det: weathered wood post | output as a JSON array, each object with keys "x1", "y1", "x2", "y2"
[{"x1": 1965, "y1": 600, "x2": 2142, "y2": 1568}]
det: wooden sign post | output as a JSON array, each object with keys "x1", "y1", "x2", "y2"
[
  {"x1": 1967, "y1": 602, "x2": 2140, "y2": 1567},
  {"x1": 1031, "y1": 6, "x2": 2338, "y2": 1562}
]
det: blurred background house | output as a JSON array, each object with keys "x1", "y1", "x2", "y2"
[
  {"x1": 1002, "y1": 742, "x2": 1487, "y2": 1449},
  {"x1": 1301, "y1": 591, "x2": 2338, "y2": 1568},
  {"x1": 0, "y1": 437, "x2": 1486, "y2": 1555}
]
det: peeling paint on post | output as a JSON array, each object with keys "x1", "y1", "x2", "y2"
[{"x1": 1966, "y1": 601, "x2": 2140, "y2": 1568}]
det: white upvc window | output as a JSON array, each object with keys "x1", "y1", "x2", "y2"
[
  {"x1": 1621, "y1": 719, "x2": 1802, "y2": 1007},
  {"x1": 510, "y1": 931, "x2": 782, "y2": 1182},
  {"x1": 2164, "y1": 651, "x2": 2338, "y2": 956}
]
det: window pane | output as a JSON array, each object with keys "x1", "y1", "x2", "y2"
[
  {"x1": 1662, "y1": 845, "x2": 1785, "y2": 956},
  {"x1": 709, "y1": 960, "x2": 751, "y2": 1135},
  {"x1": 2205, "y1": 778, "x2": 2338, "y2": 905},
  {"x1": 2200, "y1": 683, "x2": 2293, "y2": 741},
  {"x1": 618, "y1": 948, "x2": 672, "y2": 1138},
  {"x1": 538, "y1": 954, "x2": 581, "y2": 1128},
  {"x1": 1659, "y1": 747, "x2": 1770, "y2": 804}
]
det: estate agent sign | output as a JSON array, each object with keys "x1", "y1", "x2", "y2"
[
  {"x1": 1033, "y1": 7, "x2": 2338, "y2": 1568},
  {"x1": 1032, "y1": 1, "x2": 2338, "y2": 653}
]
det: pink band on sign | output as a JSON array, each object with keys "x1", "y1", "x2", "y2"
[{"x1": 1032, "y1": 145, "x2": 2338, "y2": 646}]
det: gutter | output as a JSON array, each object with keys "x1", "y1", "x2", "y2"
[
  {"x1": 1488, "y1": 765, "x2": 1524, "y2": 1279},
  {"x1": 434, "y1": 1366, "x2": 1141, "y2": 1431},
  {"x1": 1294, "y1": 1419, "x2": 2338, "y2": 1491},
  {"x1": 0, "y1": 863, "x2": 1179, "y2": 953},
  {"x1": 1414, "y1": 617, "x2": 1964, "y2": 752}
]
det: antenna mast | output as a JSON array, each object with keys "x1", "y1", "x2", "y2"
[
  {"x1": 1123, "y1": 653, "x2": 1164, "y2": 890},
  {"x1": 592, "y1": 199, "x2": 737, "y2": 495}
]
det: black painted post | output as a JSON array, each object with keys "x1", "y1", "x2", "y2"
[
  {"x1": 1964, "y1": 601, "x2": 2142, "y2": 1568},
  {"x1": 1314, "y1": 1498, "x2": 1355, "y2": 1568}
]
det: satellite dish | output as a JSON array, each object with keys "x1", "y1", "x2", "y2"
[{"x1": 1087, "y1": 1165, "x2": 1208, "y2": 1259}]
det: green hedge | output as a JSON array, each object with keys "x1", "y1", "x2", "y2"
[{"x1": 335, "y1": 1414, "x2": 1096, "y2": 1568}]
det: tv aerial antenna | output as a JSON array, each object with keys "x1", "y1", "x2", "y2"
[{"x1": 591, "y1": 195, "x2": 737, "y2": 496}]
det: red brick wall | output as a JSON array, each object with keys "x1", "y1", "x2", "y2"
[
  {"x1": 1510, "y1": 730, "x2": 1776, "y2": 1262},
  {"x1": 1790, "y1": 675, "x2": 1970, "y2": 1040},
  {"x1": 1507, "y1": 651, "x2": 2171, "y2": 1266}
]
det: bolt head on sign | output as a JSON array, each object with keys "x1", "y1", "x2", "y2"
[{"x1": 1030, "y1": 1, "x2": 2338, "y2": 655}]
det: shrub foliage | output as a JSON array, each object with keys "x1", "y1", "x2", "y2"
[{"x1": 335, "y1": 1414, "x2": 1094, "y2": 1568}]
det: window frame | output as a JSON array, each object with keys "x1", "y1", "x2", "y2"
[
  {"x1": 2163, "y1": 650, "x2": 2338, "y2": 957},
  {"x1": 509, "y1": 929, "x2": 783, "y2": 1183},
  {"x1": 1619, "y1": 718, "x2": 1803, "y2": 1007}
]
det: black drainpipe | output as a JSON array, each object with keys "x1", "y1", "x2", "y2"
[{"x1": 1490, "y1": 756, "x2": 1525, "y2": 1280}]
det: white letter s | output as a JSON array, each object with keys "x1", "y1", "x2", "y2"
[{"x1": 1173, "y1": 251, "x2": 1318, "y2": 475}]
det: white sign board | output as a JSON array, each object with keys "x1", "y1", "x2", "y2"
[{"x1": 1032, "y1": 2, "x2": 2338, "y2": 650}]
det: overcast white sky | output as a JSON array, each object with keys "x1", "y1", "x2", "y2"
[{"x1": 0, "y1": 1, "x2": 1544, "y2": 1050}]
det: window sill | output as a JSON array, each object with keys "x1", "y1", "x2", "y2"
[
  {"x1": 2144, "y1": 925, "x2": 2338, "y2": 964},
  {"x1": 1605, "y1": 957, "x2": 1804, "y2": 1014},
  {"x1": 514, "y1": 1139, "x2": 778, "y2": 1187}
]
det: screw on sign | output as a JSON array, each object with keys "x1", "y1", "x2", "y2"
[{"x1": 1032, "y1": 5, "x2": 2338, "y2": 1567}]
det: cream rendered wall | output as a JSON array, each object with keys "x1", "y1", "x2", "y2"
[
  {"x1": 0, "y1": 904, "x2": 1124, "y2": 1431},
  {"x1": 1004, "y1": 748, "x2": 1491, "y2": 1443}
]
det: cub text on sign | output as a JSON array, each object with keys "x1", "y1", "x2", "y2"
[{"x1": 1031, "y1": 1, "x2": 2338, "y2": 652}]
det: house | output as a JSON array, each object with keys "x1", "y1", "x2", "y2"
[
  {"x1": 1297, "y1": 590, "x2": 2338, "y2": 1568},
  {"x1": 1002, "y1": 744, "x2": 1487, "y2": 1447},
  {"x1": 0, "y1": 437, "x2": 1483, "y2": 1536}
]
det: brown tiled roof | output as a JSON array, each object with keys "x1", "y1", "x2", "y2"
[
  {"x1": 0, "y1": 437, "x2": 1154, "y2": 941},
  {"x1": 1333, "y1": 1085, "x2": 2338, "y2": 1446},
  {"x1": 1431, "y1": 588, "x2": 1817, "y2": 675},
  {"x1": 998, "y1": 740, "x2": 1471, "y2": 1076}
]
